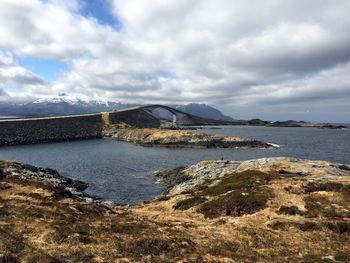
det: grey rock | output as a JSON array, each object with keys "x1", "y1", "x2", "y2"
[
  {"x1": 157, "y1": 157, "x2": 350, "y2": 196},
  {"x1": 0, "y1": 160, "x2": 90, "y2": 200}
]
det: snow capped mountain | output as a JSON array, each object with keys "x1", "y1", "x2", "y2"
[
  {"x1": 89, "y1": 99, "x2": 109, "y2": 107},
  {"x1": 0, "y1": 95, "x2": 121, "y2": 117},
  {"x1": 32, "y1": 96, "x2": 86, "y2": 105},
  {"x1": 31, "y1": 96, "x2": 110, "y2": 107}
]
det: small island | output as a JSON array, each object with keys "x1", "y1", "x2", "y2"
[{"x1": 103, "y1": 127, "x2": 278, "y2": 148}]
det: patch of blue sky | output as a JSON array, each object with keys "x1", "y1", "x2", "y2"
[
  {"x1": 139, "y1": 71, "x2": 174, "y2": 81},
  {"x1": 81, "y1": 0, "x2": 122, "y2": 30},
  {"x1": 6, "y1": 85, "x2": 26, "y2": 93},
  {"x1": 156, "y1": 70, "x2": 174, "y2": 79},
  {"x1": 19, "y1": 57, "x2": 69, "y2": 81}
]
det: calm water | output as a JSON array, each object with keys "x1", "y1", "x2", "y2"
[{"x1": 0, "y1": 125, "x2": 349, "y2": 204}]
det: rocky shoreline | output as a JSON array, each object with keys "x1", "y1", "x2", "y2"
[
  {"x1": 0, "y1": 160, "x2": 94, "y2": 202},
  {"x1": 1, "y1": 157, "x2": 350, "y2": 262},
  {"x1": 103, "y1": 128, "x2": 278, "y2": 149}
]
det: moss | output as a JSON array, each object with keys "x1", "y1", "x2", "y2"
[
  {"x1": 199, "y1": 188, "x2": 272, "y2": 218},
  {"x1": 335, "y1": 251, "x2": 350, "y2": 262},
  {"x1": 200, "y1": 170, "x2": 279, "y2": 197},
  {"x1": 134, "y1": 238, "x2": 171, "y2": 256},
  {"x1": 0, "y1": 207, "x2": 9, "y2": 218},
  {"x1": 304, "y1": 183, "x2": 350, "y2": 220},
  {"x1": 44, "y1": 223, "x2": 94, "y2": 245},
  {"x1": 172, "y1": 171, "x2": 278, "y2": 218},
  {"x1": 67, "y1": 233, "x2": 94, "y2": 245},
  {"x1": 48, "y1": 222, "x2": 93, "y2": 244},
  {"x1": 302, "y1": 255, "x2": 336, "y2": 263},
  {"x1": 22, "y1": 253, "x2": 63, "y2": 263},
  {"x1": 16, "y1": 192, "x2": 45, "y2": 200},
  {"x1": 173, "y1": 196, "x2": 207, "y2": 210},
  {"x1": 118, "y1": 237, "x2": 196, "y2": 260},
  {"x1": 156, "y1": 196, "x2": 171, "y2": 201},
  {"x1": 110, "y1": 222, "x2": 148, "y2": 235},
  {"x1": 277, "y1": 205, "x2": 304, "y2": 216},
  {"x1": 325, "y1": 221, "x2": 350, "y2": 234},
  {"x1": 51, "y1": 187, "x2": 76, "y2": 200},
  {"x1": 298, "y1": 221, "x2": 320, "y2": 232},
  {"x1": 0, "y1": 226, "x2": 25, "y2": 254},
  {"x1": 194, "y1": 170, "x2": 277, "y2": 219},
  {"x1": 284, "y1": 185, "x2": 293, "y2": 192},
  {"x1": 304, "y1": 194, "x2": 350, "y2": 218},
  {"x1": 49, "y1": 227, "x2": 72, "y2": 244},
  {"x1": 268, "y1": 220, "x2": 319, "y2": 232},
  {"x1": 206, "y1": 240, "x2": 239, "y2": 258},
  {"x1": 0, "y1": 253, "x2": 19, "y2": 263},
  {"x1": 342, "y1": 185, "x2": 350, "y2": 198},
  {"x1": 60, "y1": 251, "x2": 95, "y2": 263},
  {"x1": 0, "y1": 182, "x2": 11, "y2": 190},
  {"x1": 304, "y1": 182, "x2": 344, "y2": 193}
]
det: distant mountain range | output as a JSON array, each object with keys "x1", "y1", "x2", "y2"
[
  {"x1": 0, "y1": 98, "x2": 127, "y2": 117},
  {"x1": 0, "y1": 96, "x2": 233, "y2": 121}
]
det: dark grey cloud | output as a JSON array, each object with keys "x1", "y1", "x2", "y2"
[
  {"x1": 0, "y1": 87, "x2": 7, "y2": 96},
  {"x1": 14, "y1": 73, "x2": 46, "y2": 85}
]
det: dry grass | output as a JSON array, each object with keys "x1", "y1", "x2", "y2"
[{"x1": 1, "y1": 169, "x2": 350, "y2": 262}]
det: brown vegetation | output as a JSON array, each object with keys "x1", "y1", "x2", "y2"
[{"x1": 1, "y1": 160, "x2": 350, "y2": 262}]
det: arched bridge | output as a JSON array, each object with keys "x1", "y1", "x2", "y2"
[
  {"x1": 108, "y1": 104, "x2": 232, "y2": 127},
  {"x1": 0, "y1": 105, "x2": 233, "y2": 145}
]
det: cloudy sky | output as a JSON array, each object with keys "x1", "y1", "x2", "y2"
[{"x1": 0, "y1": 0, "x2": 349, "y2": 122}]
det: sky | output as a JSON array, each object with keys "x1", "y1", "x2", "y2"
[{"x1": 0, "y1": 0, "x2": 349, "y2": 122}]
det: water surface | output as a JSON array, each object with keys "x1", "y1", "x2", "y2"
[{"x1": 0, "y1": 125, "x2": 349, "y2": 204}]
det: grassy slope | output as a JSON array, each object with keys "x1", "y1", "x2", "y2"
[{"x1": 1, "y1": 170, "x2": 350, "y2": 262}]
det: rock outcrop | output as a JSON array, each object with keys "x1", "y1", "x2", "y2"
[
  {"x1": 103, "y1": 128, "x2": 277, "y2": 148},
  {"x1": 0, "y1": 160, "x2": 91, "y2": 200},
  {"x1": 155, "y1": 157, "x2": 350, "y2": 196}
]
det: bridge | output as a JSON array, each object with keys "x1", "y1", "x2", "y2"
[
  {"x1": 109, "y1": 104, "x2": 232, "y2": 127},
  {"x1": 0, "y1": 104, "x2": 233, "y2": 145}
]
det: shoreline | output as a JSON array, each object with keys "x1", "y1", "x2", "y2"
[{"x1": 2, "y1": 156, "x2": 350, "y2": 206}]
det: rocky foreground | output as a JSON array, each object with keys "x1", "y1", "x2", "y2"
[
  {"x1": 1, "y1": 157, "x2": 350, "y2": 262},
  {"x1": 103, "y1": 128, "x2": 277, "y2": 149}
]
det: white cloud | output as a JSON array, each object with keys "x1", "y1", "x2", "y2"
[
  {"x1": 0, "y1": 50, "x2": 47, "y2": 101},
  {"x1": 0, "y1": 0, "x2": 350, "y2": 120},
  {"x1": 0, "y1": 0, "x2": 116, "y2": 59}
]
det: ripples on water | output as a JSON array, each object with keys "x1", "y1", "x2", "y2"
[{"x1": 0, "y1": 125, "x2": 349, "y2": 204}]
